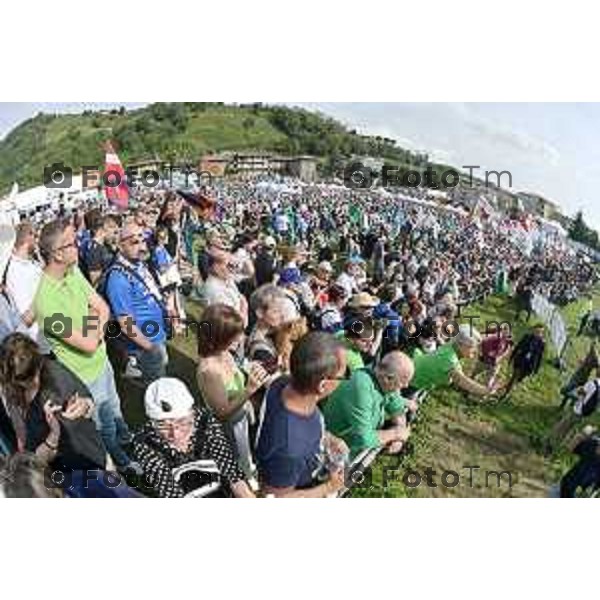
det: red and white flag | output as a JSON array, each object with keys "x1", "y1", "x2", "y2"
[{"x1": 103, "y1": 142, "x2": 129, "y2": 210}]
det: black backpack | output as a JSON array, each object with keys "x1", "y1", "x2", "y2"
[{"x1": 308, "y1": 307, "x2": 338, "y2": 332}]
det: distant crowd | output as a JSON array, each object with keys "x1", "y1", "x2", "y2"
[{"x1": 1, "y1": 179, "x2": 598, "y2": 498}]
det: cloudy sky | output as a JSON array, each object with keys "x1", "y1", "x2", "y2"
[{"x1": 1, "y1": 102, "x2": 597, "y2": 227}]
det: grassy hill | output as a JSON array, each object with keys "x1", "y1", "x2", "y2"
[{"x1": 0, "y1": 103, "x2": 426, "y2": 193}]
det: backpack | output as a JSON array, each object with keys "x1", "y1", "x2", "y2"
[
  {"x1": 308, "y1": 307, "x2": 339, "y2": 332},
  {"x1": 98, "y1": 259, "x2": 172, "y2": 342}
]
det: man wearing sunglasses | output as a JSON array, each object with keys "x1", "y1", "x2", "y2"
[
  {"x1": 104, "y1": 223, "x2": 169, "y2": 385},
  {"x1": 33, "y1": 219, "x2": 139, "y2": 474},
  {"x1": 255, "y1": 332, "x2": 349, "y2": 498}
]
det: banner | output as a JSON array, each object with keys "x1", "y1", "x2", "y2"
[
  {"x1": 532, "y1": 292, "x2": 568, "y2": 357},
  {"x1": 103, "y1": 142, "x2": 129, "y2": 210}
]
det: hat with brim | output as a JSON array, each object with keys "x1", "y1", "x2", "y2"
[{"x1": 348, "y1": 292, "x2": 379, "y2": 309}]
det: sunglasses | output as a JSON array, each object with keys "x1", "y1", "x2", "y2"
[
  {"x1": 153, "y1": 417, "x2": 194, "y2": 433},
  {"x1": 122, "y1": 235, "x2": 146, "y2": 246}
]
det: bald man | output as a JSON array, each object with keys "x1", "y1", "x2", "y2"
[
  {"x1": 322, "y1": 352, "x2": 417, "y2": 459},
  {"x1": 104, "y1": 223, "x2": 170, "y2": 384}
]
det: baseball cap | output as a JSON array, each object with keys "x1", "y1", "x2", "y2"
[
  {"x1": 279, "y1": 267, "x2": 303, "y2": 286},
  {"x1": 347, "y1": 256, "x2": 365, "y2": 265},
  {"x1": 145, "y1": 378, "x2": 195, "y2": 421}
]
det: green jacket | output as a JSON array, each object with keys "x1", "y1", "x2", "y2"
[{"x1": 322, "y1": 368, "x2": 407, "y2": 459}]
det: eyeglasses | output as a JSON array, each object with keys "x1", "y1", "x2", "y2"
[
  {"x1": 153, "y1": 418, "x2": 194, "y2": 433},
  {"x1": 122, "y1": 235, "x2": 145, "y2": 246},
  {"x1": 53, "y1": 240, "x2": 77, "y2": 252}
]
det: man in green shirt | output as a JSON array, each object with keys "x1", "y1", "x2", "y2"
[
  {"x1": 34, "y1": 219, "x2": 138, "y2": 472},
  {"x1": 322, "y1": 351, "x2": 417, "y2": 459},
  {"x1": 336, "y1": 330, "x2": 367, "y2": 373},
  {"x1": 335, "y1": 313, "x2": 384, "y2": 374},
  {"x1": 411, "y1": 325, "x2": 497, "y2": 398}
]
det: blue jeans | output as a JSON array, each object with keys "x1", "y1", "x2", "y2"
[
  {"x1": 137, "y1": 342, "x2": 169, "y2": 385},
  {"x1": 88, "y1": 361, "x2": 132, "y2": 468}
]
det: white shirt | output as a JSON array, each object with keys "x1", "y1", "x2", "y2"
[
  {"x1": 5, "y1": 254, "x2": 51, "y2": 353},
  {"x1": 336, "y1": 272, "x2": 357, "y2": 298},
  {"x1": 202, "y1": 275, "x2": 244, "y2": 314},
  {"x1": 0, "y1": 292, "x2": 28, "y2": 343},
  {"x1": 275, "y1": 213, "x2": 289, "y2": 233}
]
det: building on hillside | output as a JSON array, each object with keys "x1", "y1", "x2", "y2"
[
  {"x1": 516, "y1": 191, "x2": 562, "y2": 219},
  {"x1": 198, "y1": 153, "x2": 318, "y2": 182},
  {"x1": 126, "y1": 157, "x2": 166, "y2": 178}
]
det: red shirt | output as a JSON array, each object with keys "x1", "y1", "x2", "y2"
[{"x1": 480, "y1": 334, "x2": 511, "y2": 365}]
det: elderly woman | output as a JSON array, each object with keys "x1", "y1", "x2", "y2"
[
  {"x1": 246, "y1": 284, "x2": 290, "y2": 373},
  {"x1": 132, "y1": 378, "x2": 255, "y2": 498},
  {"x1": 196, "y1": 304, "x2": 269, "y2": 480}
]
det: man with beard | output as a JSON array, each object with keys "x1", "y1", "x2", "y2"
[{"x1": 104, "y1": 223, "x2": 170, "y2": 385}]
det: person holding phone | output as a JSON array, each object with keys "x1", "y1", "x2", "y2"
[
  {"x1": 246, "y1": 284, "x2": 290, "y2": 376},
  {"x1": 0, "y1": 333, "x2": 107, "y2": 474}
]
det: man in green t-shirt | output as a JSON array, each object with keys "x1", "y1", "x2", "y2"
[
  {"x1": 323, "y1": 352, "x2": 417, "y2": 459},
  {"x1": 411, "y1": 325, "x2": 497, "y2": 398},
  {"x1": 34, "y1": 219, "x2": 138, "y2": 472},
  {"x1": 336, "y1": 312, "x2": 384, "y2": 375}
]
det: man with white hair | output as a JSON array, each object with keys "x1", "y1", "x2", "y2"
[
  {"x1": 411, "y1": 325, "x2": 497, "y2": 397},
  {"x1": 322, "y1": 351, "x2": 417, "y2": 459}
]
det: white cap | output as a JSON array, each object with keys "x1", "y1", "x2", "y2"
[
  {"x1": 263, "y1": 236, "x2": 276, "y2": 248},
  {"x1": 0, "y1": 224, "x2": 16, "y2": 278},
  {"x1": 145, "y1": 378, "x2": 195, "y2": 421},
  {"x1": 318, "y1": 261, "x2": 333, "y2": 273}
]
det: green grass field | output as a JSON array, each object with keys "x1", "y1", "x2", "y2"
[
  {"x1": 350, "y1": 292, "x2": 600, "y2": 497},
  {"x1": 119, "y1": 292, "x2": 600, "y2": 498}
]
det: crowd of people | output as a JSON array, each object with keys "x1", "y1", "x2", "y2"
[{"x1": 1, "y1": 177, "x2": 599, "y2": 498}]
